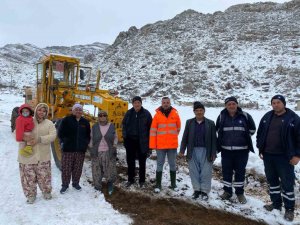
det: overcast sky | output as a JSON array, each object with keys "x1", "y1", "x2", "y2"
[{"x1": 0, "y1": 0, "x2": 289, "y2": 48}]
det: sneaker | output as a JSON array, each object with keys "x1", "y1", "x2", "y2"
[
  {"x1": 26, "y1": 196, "x2": 36, "y2": 204},
  {"x1": 192, "y1": 191, "x2": 201, "y2": 200},
  {"x1": 263, "y1": 204, "x2": 282, "y2": 212},
  {"x1": 60, "y1": 185, "x2": 69, "y2": 194},
  {"x1": 72, "y1": 183, "x2": 82, "y2": 191},
  {"x1": 284, "y1": 209, "x2": 294, "y2": 222},
  {"x1": 43, "y1": 192, "x2": 52, "y2": 200},
  {"x1": 200, "y1": 192, "x2": 209, "y2": 201},
  {"x1": 125, "y1": 181, "x2": 134, "y2": 188},
  {"x1": 237, "y1": 194, "x2": 247, "y2": 204},
  {"x1": 220, "y1": 191, "x2": 232, "y2": 200}
]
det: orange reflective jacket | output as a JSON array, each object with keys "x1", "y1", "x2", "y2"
[{"x1": 149, "y1": 107, "x2": 181, "y2": 150}]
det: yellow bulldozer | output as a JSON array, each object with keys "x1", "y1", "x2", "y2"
[{"x1": 22, "y1": 54, "x2": 128, "y2": 169}]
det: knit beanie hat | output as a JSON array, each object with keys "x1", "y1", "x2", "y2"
[
  {"x1": 225, "y1": 96, "x2": 238, "y2": 105},
  {"x1": 98, "y1": 110, "x2": 108, "y2": 116},
  {"x1": 72, "y1": 103, "x2": 83, "y2": 111},
  {"x1": 132, "y1": 96, "x2": 142, "y2": 104},
  {"x1": 193, "y1": 101, "x2": 205, "y2": 111},
  {"x1": 271, "y1": 95, "x2": 286, "y2": 106}
]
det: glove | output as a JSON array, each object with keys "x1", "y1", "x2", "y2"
[{"x1": 19, "y1": 145, "x2": 33, "y2": 157}]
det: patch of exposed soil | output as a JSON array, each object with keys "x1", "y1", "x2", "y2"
[
  {"x1": 102, "y1": 185, "x2": 266, "y2": 225},
  {"x1": 96, "y1": 164, "x2": 267, "y2": 225}
]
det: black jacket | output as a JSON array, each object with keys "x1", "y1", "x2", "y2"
[
  {"x1": 58, "y1": 115, "x2": 91, "y2": 153},
  {"x1": 180, "y1": 117, "x2": 217, "y2": 162},
  {"x1": 122, "y1": 107, "x2": 152, "y2": 154},
  {"x1": 256, "y1": 108, "x2": 300, "y2": 159},
  {"x1": 216, "y1": 107, "x2": 256, "y2": 152}
]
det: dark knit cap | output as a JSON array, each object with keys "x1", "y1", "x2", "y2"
[
  {"x1": 271, "y1": 94, "x2": 286, "y2": 106},
  {"x1": 193, "y1": 101, "x2": 205, "y2": 111},
  {"x1": 225, "y1": 96, "x2": 238, "y2": 105},
  {"x1": 132, "y1": 96, "x2": 142, "y2": 103}
]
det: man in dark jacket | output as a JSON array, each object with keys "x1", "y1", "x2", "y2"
[
  {"x1": 216, "y1": 96, "x2": 256, "y2": 204},
  {"x1": 122, "y1": 96, "x2": 152, "y2": 188},
  {"x1": 179, "y1": 102, "x2": 217, "y2": 200},
  {"x1": 257, "y1": 95, "x2": 300, "y2": 222},
  {"x1": 58, "y1": 103, "x2": 91, "y2": 194}
]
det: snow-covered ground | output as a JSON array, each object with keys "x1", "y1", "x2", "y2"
[{"x1": 1, "y1": 92, "x2": 300, "y2": 225}]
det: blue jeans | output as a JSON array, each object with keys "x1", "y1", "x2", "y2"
[
  {"x1": 263, "y1": 153, "x2": 295, "y2": 210},
  {"x1": 156, "y1": 149, "x2": 177, "y2": 172}
]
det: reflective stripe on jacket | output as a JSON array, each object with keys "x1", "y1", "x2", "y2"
[{"x1": 149, "y1": 107, "x2": 181, "y2": 149}]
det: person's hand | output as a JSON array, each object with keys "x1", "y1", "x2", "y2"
[
  {"x1": 28, "y1": 139, "x2": 38, "y2": 146},
  {"x1": 259, "y1": 153, "x2": 263, "y2": 160},
  {"x1": 290, "y1": 156, "x2": 300, "y2": 165},
  {"x1": 23, "y1": 133, "x2": 34, "y2": 142}
]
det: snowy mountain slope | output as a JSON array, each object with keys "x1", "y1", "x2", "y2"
[
  {"x1": 0, "y1": 42, "x2": 108, "y2": 90},
  {"x1": 0, "y1": 0, "x2": 299, "y2": 108},
  {"x1": 96, "y1": 0, "x2": 300, "y2": 107}
]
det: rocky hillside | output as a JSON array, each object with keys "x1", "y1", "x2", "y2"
[
  {"x1": 0, "y1": 0, "x2": 299, "y2": 108},
  {"x1": 96, "y1": 0, "x2": 300, "y2": 107}
]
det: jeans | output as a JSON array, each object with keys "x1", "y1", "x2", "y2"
[{"x1": 156, "y1": 149, "x2": 177, "y2": 172}]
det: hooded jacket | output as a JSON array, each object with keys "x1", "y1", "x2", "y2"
[
  {"x1": 15, "y1": 104, "x2": 34, "y2": 142},
  {"x1": 18, "y1": 103, "x2": 57, "y2": 164},
  {"x1": 149, "y1": 107, "x2": 181, "y2": 150}
]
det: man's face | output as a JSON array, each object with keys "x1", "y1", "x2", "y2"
[
  {"x1": 194, "y1": 108, "x2": 205, "y2": 120},
  {"x1": 272, "y1": 99, "x2": 285, "y2": 114},
  {"x1": 161, "y1": 98, "x2": 171, "y2": 110},
  {"x1": 72, "y1": 107, "x2": 83, "y2": 118},
  {"x1": 133, "y1": 101, "x2": 142, "y2": 112},
  {"x1": 225, "y1": 101, "x2": 238, "y2": 115}
]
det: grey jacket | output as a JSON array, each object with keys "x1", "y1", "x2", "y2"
[
  {"x1": 180, "y1": 117, "x2": 217, "y2": 162},
  {"x1": 89, "y1": 123, "x2": 117, "y2": 159}
]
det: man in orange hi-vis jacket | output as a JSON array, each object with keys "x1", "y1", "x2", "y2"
[{"x1": 150, "y1": 97, "x2": 181, "y2": 193}]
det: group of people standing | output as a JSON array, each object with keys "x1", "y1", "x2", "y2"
[
  {"x1": 15, "y1": 94, "x2": 300, "y2": 222},
  {"x1": 122, "y1": 95, "x2": 300, "y2": 222}
]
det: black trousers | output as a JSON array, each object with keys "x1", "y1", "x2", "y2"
[{"x1": 124, "y1": 137, "x2": 147, "y2": 183}]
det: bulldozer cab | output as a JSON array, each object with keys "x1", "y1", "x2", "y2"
[{"x1": 22, "y1": 54, "x2": 128, "y2": 169}]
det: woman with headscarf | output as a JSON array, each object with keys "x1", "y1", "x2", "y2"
[
  {"x1": 89, "y1": 110, "x2": 118, "y2": 195},
  {"x1": 17, "y1": 103, "x2": 56, "y2": 204}
]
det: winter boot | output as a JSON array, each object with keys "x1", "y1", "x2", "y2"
[
  {"x1": 169, "y1": 170, "x2": 179, "y2": 192},
  {"x1": 19, "y1": 145, "x2": 33, "y2": 157},
  {"x1": 108, "y1": 182, "x2": 114, "y2": 195},
  {"x1": 154, "y1": 171, "x2": 162, "y2": 193},
  {"x1": 284, "y1": 209, "x2": 294, "y2": 222}
]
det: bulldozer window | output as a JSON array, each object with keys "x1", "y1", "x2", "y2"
[{"x1": 52, "y1": 61, "x2": 76, "y2": 86}]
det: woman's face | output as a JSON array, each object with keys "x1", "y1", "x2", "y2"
[
  {"x1": 98, "y1": 113, "x2": 108, "y2": 122},
  {"x1": 36, "y1": 107, "x2": 47, "y2": 119}
]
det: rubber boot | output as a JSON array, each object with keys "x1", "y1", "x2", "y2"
[
  {"x1": 108, "y1": 182, "x2": 114, "y2": 195},
  {"x1": 154, "y1": 171, "x2": 162, "y2": 193},
  {"x1": 170, "y1": 170, "x2": 178, "y2": 191}
]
